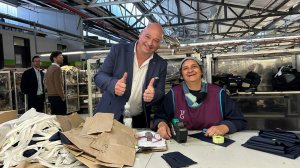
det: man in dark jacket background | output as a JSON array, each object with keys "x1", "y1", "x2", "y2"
[{"x1": 21, "y1": 55, "x2": 45, "y2": 112}]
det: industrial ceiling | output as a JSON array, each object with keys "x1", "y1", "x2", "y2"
[{"x1": 4, "y1": 0, "x2": 300, "y2": 54}]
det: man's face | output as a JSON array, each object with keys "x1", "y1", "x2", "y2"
[
  {"x1": 32, "y1": 57, "x2": 41, "y2": 69},
  {"x1": 55, "y1": 54, "x2": 64, "y2": 65},
  {"x1": 137, "y1": 24, "x2": 163, "y2": 55}
]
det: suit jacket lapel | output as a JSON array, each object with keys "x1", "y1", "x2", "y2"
[
  {"x1": 144, "y1": 54, "x2": 157, "y2": 88},
  {"x1": 31, "y1": 68, "x2": 38, "y2": 82},
  {"x1": 126, "y1": 43, "x2": 135, "y2": 97},
  {"x1": 39, "y1": 70, "x2": 44, "y2": 90}
]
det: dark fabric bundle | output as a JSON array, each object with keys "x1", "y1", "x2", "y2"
[
  {"x1": 189, "y1": 132, "x2": 235, "y2": 147},
  {"x1": 161, "y1": 151, "x2": 197, "y2": 168},
  {"x1": 212, "y1": 74, "x2": 242, "y2": 94},
  {"x1": 242, "y1": 130, "x2": 300, "y2": 159},
  {"x1": 271, "y1": 65, "x2": 300, "y2": 91},
  {"x1": 239, "y1": 71, "x2": 261, "y2": 92}
]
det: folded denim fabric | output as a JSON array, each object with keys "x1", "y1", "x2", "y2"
[
  {"x1": 260, "y1": 134, "x2": 297, "y2": 144},
  {"x1": 259, "y1": 130, "x2": 300, "y2": 144},
  {"x1": 243, "y1": 130, "x2": 300, "y2": 159},
  {"x1": 247, "y1": 136, "x2": 296, "y2": 148},
  {"x1": 50, "y1": 131, "x2": 73, "y2": 144},
  {"x1": 286, "y1": 145, "x2": 300, "y2": 153},
  {"x1": 245, "y1": 138, "x2": 285, "y2": 151},
  {"x1": 161, "y1": 155, "x2": 185, "y2": 168},
  {"x1": 49, "y1": 131, "x2": 60, "y2": 141},
  {"x1": 259, "y1": 130, "x2": 300, "y2": 139},
  {"x1": 242, "y1": 143, "x2": 298, "y2": 159},
  {"x1": 249, "y1": 136, "x2": 279, "y2": 145},
  {"x1": 165, "y1": 152, "x2": 197, "y2": 165},
  {"x1": 189, "y1": 132, "x2": 235, "y2": 147},
  {"x1": 162, "y1": 151, "x2": 197, "y2": 168}
]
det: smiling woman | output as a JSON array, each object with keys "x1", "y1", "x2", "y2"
[
  {"x1": 181, "y1": 59, "x2": 203, "y2": 90},
  {"x1": 153, "y1": 57, "x2": 247, "y2": 139}
]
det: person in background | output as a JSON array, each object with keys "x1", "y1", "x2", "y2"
[
  {"x1": 94, "y1": 22, "x2": 168, "y2": 128},
  {"x1": 45, "y1": 51, "x2": 66, "y2": 115},
  {"x1": 21, "y1": 56, "x2": 45, "y2": 112},
  {"x1": 153, "y1": 57, "x2": 246, "y2": 139}
]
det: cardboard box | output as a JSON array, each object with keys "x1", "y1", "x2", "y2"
[
  {"x1": 0, "y1": 110, "x2": 17, "y2": 124},
  {"x1": 56, "y1": 112, "x2": 85, "y2": 132}
]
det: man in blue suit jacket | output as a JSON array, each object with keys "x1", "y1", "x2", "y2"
[
  {"x1": 21, "y1": 56, "x2": 45, "y2": 112},
  {"x1": 94, "y1": 23, "x2": 167, "y2": 128}
]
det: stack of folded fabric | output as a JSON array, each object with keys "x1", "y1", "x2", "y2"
[
  {"x1": 161, "y1": 151, "x2": 197, "y2": 168},
  {"x1": 242, "y1": 130, "x2": 300, "y2": 159}
]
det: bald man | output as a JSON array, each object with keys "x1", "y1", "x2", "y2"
[{"x1": 94, "y1": 23, "x2": 168, "y2": 128}]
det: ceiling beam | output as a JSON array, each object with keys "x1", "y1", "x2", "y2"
[
  {"x1": 157, "y1": 6, "x2": 171, "y2": 25},
  {"x1": 130, "y1": 0, "x2": 164, "y2": 28},
  {"x1": 197, "y1": 2, "x2": 200, "y2": 37},
  {"x1": 252, "y1": 2, "x2": 300, "y2": 36},
  {"x1": 125, "y1": 23, "x2": 298, "y2": 32},
  {"x1": 175, "y1": 0, "x2": 183, "y2": 24},
  {"x1": 88, "y1": 0, "x2": 97, "y2": 6},
  {"x1": 224, "y1": 0, "x2": 255, "y2": 37},
  {"x1": 181, "y1": 0, "x2": 209, "y2": 19},
  {"x1": 211, "y1": 1, "x2": 223, "y2": 34},
  {"x1": 158, "y1": 11, "x2": 300, "y2": 26},
  {"x1": 228, "y1": 7, "x2": 249, "y2": 27},
  {"x1": 241, "y1": 0, "x2": 290, "y2": 36},
  {"x1": 187, "y1": 0, "x2": 288, "y2": 13}
]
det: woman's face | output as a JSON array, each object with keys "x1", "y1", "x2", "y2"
[{"x1": 181, "y1": 59, "x2": 202, "y2": 83}]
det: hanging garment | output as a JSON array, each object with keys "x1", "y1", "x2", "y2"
[{"x1": 271, "y1": 65, "x2": 300, "y2": 91}]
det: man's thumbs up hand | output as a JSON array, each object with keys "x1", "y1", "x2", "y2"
[
  {"x1": 120, "y1": 72, "x2": 127, "y2": 83},
  {"x1": 115, "y1": 72, "x2": 127, "y2": 96},
  {"x1": 143, "y1": 78, "x2": 155, "y2": 102}
]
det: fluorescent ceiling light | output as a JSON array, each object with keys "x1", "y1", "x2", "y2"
[
  {"x1": 88, "y1": 0, "x2": 148, "y2": 7},
  {"x1": 181, "y1": 34, "x2": 300, "y2": 47},
  {"x1": 86, "y1": 50, "x2": 109, "y2": 54},
  {"x1": 39, "y1": 50, "x2": 109, "y2": 57},
  {"x1": 85, "y1": 14, "x2": 151, "y2": 20},
  {"x1": 40, "y1": 51, "x2": 84, "y2": 56},
  {"x1": 64, "y1": 51, "x2": 85, "y2": 55},
  {"x1": 183, "y1": 39, "x2": 246, "y2": 47},
  {"x1": 210, "y1": 48, "x2": 300, "y2": 58},
  {"x1": 40, "y1": 53, "x2": 51, "y2": 57}
]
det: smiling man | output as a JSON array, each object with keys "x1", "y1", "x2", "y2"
[{"x1": 94, "y1": 22, "x2": 168, "y2": 128}]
